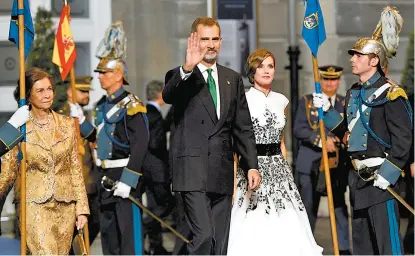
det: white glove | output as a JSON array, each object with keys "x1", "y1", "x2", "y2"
[
  {"x1": 373, "y1": 174, "x2": 390, "y2": 190},
  {"x1": 312, "y1": 93, "x2": 331, "y2": 111},
  {"x1": 69, "y1": 103, "x2": 86, "y2": 124},
  {"x1": 8, "y1": 105, "x2": 29, "y2": 128},
  {"x1": 113, "y1": 182, "x2": 131, "y2": 199}
]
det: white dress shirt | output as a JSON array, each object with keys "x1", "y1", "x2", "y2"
[
  {"x1": 147, "y1": 101, "x2": 161, "y2": 113},
  {"x1": 180, "y1": 63, "x2": 221, "y2": 118}
]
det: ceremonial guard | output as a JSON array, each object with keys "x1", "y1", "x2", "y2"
[
  {"x1": 55, "y1": 76, "x2": 101, "y2": 247},
  {"x1": 294, "y1": 65, "x2": 351, "y2": 255},
  {"x1": 70, "y1": 22, "x2": 149, "y2": 255},
  {"x1": 313, "y1": 7, "x2": 412, "y2": 255}
]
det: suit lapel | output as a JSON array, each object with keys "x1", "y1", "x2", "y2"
[
  {"x1": 212, "y1": 65, "x2": 231, "y2": 134},
  {"x1": 195, "y1": 67, "x2": 218, "y2": 123}
]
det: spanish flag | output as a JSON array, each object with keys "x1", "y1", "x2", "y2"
[{"x1": 52, "y1": 5, "x2": 76, "y2": 80}]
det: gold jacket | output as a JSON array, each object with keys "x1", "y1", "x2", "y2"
[
  {"x1": 58, "y1": 101, "x2": 97, "y2": 193},
  {"x1": 0, "y1": 111, "x2": 89, "y2": 216}
]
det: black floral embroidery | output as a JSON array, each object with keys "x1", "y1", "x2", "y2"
[{"x1": 236, "y1": 107, "x2": 305, "y2": 214}]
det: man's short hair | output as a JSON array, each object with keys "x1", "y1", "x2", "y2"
[
  {"x1": 191, "y1": 17, "x2": 221, "y2": 35},
  {"x1": 146, "y1": 80, "x2": 164, "y2": 101}
]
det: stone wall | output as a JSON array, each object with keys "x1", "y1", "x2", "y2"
[{"x1": 112, "y1": 0, "x2": 413, "y2": 156}]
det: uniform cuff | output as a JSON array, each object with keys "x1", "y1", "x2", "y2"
[
  {"x1": 120, "y1": 167, "x2": 142, "y2": 188},
  {"x1": 310, "y1": 132, "x2": 324, "y2": 147},
  {"x1": 324, "y1": 109, "x2": 343, "y2": 131},
  {"x1": 378, "y1": 159, "x2": 403, "y2": 185},
  {"x1": 0, "y1": 122, "x2": 23, "y2": 150},
  {"x1": 80, "y1": 120, "x2": 94, "y2": 138}
]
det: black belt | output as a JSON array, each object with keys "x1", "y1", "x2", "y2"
[{"x1": 256, "y1": 143, "x2": 281, "y2": 156}]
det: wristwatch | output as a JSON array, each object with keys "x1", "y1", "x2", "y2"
[{"x1": 182, "y1": 66, "x2": 192, "y2": 74}]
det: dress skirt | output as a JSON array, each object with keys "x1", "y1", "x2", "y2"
[{"x1": 19, "y1": 199, "x2": 76, "y2": 255}]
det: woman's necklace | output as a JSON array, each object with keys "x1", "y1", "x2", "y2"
[{"x1": 29, "y1": 111, "x2": 51, "y2": 127}]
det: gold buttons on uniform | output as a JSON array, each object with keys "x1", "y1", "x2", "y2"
[
  {"x1": 362, "y1": 144, "x2": 366, "y2": 147},
  {"x1": 363, "y1": 133, "x2": 367, "y2": 137}
]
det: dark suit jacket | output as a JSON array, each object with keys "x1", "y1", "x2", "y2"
[
  {"x1": 142, "y1": 104, "x2": 170, "y2": 183},
  {"x1": 163, "y1": 64, "x2": 258, "y2": 195}
]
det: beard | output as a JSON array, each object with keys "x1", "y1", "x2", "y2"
[{"x1": 203, "y1": 52, "x2": 217, "y2": 63}]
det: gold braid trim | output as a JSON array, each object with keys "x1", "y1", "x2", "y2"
[
  {"x1": 386, "y1": 79, "x2": 408, "y2": 101},
  {"x1": 387, "y1": 86, "x2": 408, "y2": 101},
  {"x1": 304, "y1": 96, "x2": 319, "y2": 130},
  {"x1": 126, "y1": 94, "x2": 147, "y2": 115}
]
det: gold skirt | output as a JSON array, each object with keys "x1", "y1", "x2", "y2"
[{"x1": 18, "y1": 199, "x2": 76, "y2": 255}]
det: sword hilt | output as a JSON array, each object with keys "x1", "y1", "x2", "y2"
[{"x1": 101, "y1": 176, "x2": 118, "y2": 191}]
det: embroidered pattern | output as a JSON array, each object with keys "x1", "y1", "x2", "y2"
[{"x1": 236, "y1": 106, "x2": 305, "y2": 214}]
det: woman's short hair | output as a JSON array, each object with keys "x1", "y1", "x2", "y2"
[
  {"x1": 245, "y1": 48, "x2": 275, "y2": 84},
  {"x1": 13, "y1": 67, "x2": 54, "y2": 104}
]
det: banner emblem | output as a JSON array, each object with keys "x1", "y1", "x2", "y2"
[{"x1": 303, "y1": 12, "x2": 319, "y2": 29}]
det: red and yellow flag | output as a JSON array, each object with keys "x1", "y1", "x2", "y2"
[{"x1": 52, "y1": 5, "x2": 76, "y2": 80}]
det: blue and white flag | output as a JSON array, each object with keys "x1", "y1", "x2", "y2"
[{"x1": 302, "y1": 0, "x2": 326, "y2": 57}]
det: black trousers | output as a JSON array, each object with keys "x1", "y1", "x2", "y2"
[
  {"x1": 352, "y1": 199, "x2": 403, "y2": 255},
  {"x1": 143, "y1": 182, "x2": 174, "y2": 251},
  {"x1": 99, "y1": 198, "x2": 142, "y2": 255},
  {"x1": 173, "y1": 193, "x2": 191, "y2": 255},
  {"x1": 181, "y1": 191, "x2": 232, "y2": 255}
]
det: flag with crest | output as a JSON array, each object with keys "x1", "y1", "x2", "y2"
[
  {"x1": 52, "y1": 5, "x2": 76, "y2": 80},
  {"x1": 8, "y1": 0, "x2": 34, "y2": 59},
  {"x1": 302, "y1": 0, "x2": 326, "y2": 57}
]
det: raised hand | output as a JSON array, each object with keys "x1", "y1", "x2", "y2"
[{"x1": 183, "y1": 32, "x2": 208, "y2": 71}]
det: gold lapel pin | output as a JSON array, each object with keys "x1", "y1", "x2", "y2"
[{"x1": 227, "y1": 80, "x2": 230, "y2": 85}]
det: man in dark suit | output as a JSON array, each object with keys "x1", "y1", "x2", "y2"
[
  {"x1": 294, "y1": 65, "x2": 351, "y2": 255},
  {"x1": 142, "y1": 80, "x2": 174, "y2": 255},
  {"x1": 162, "y1": 17, "x2": 260, "y2": 255}
]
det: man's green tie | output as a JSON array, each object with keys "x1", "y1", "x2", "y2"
[{"x1": 206, "y1": 68, "x2": 217, "y2": 109}]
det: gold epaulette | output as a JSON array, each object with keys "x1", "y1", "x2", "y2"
[
  {"x1": 126, "y1": 94, "x2": 147, "y2": 115},
  {"x1": 57, "y1": 102, "x2": 70, "y2": 116},
  {"x1": 386, "y1": 79, "x2": 408, "y2": 101}
]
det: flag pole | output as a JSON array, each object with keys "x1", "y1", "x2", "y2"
[
  {"x1": 312, "y1": 56, "x2": 339, "y2": 255},
  {"x1": 17, "y1": 0, "x2": 27, "y2": 254},
  {"x1": 61, "y1": 0, "x2": 90, "y2": 253}
]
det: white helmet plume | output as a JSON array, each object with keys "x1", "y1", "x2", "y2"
[
  {"x1": 95, "y1": 21, "x2": 127, "y2": 60},
  {"x1": 373, "y1": 6, "x2": 403, "y2": 58}
]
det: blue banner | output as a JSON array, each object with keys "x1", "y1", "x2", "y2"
[
  {"x1": 302, "y1": 0, "x2": 326, "y2": 57},
  {"x1": 8, "y1": 0, "x2": 34, "y2": 59}
]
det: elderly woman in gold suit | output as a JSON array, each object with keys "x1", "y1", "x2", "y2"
[{"x1": 0, "y1": 67, "x2": 89, "y2": 255}]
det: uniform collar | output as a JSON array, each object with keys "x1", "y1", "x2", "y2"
[
  {"x1": 107, "y1": 86, "x2": 126, "y2": 102},
  {"x1": 362, "y1": 72, "x2": 381, "y2": 89}
]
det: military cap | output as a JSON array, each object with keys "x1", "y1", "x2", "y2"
[
  {"x1": 319, "y1": 65, "x2": 343, "y2": 79},
  {"x1": 58, "y1": 76, "x2": 93, "y2": 91},
  {"x1": 74, "y1": 76, "x2": 93, "y2": 91}
]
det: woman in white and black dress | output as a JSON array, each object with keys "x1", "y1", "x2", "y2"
[{"x1": 227, "y1": 48, "x2": 323, "y2": 255}]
